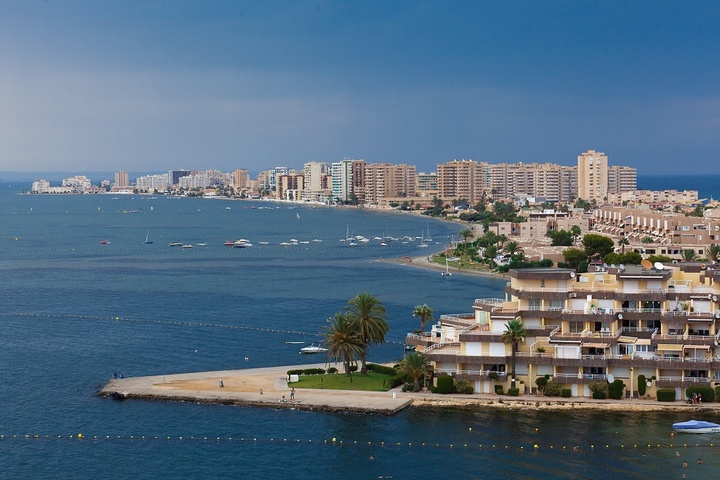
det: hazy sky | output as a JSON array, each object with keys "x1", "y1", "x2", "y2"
[{"x1": 1, "y1": 1, "x2": 718, "y2": 176}]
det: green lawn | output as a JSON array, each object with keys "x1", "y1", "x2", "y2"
[{"x1": 289, "y1": 372, "x2": 394, "y2": 392}]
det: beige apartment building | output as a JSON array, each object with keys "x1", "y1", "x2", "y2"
[
  {"x1": 490, "y1": 163, "x2": 577, "y2": 202},
  {"x1": 578, "y1": 150, "x2": 609, "y2": 201},
  {"x1": 437, "y1": 159, "x2": 490, "y2": 205},
  {"x1": 407, "y1": 264, "x2": 720, "y2": 400},
  {"x1": 608, "y1": 165, "x2": 637, "y2": 195},
  {"x1": 363, "y1": 163, "x2": 416, "y2": 206},
  {"x1": 594, "y1": 206, "x2": 720, "y2": 257},
  {"x1": 606, "y1": 190, "x2": 699, "y2": 206},
  {"x1": 233, "y1": 169, "x2": 249, "y2": 190}
]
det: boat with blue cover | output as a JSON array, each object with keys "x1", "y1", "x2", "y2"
[{"x1": 672, "y1": 420, "x2": 720, "y2": 434}]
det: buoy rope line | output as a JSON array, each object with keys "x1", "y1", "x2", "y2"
[
  {"x1": 0, "y1": 312, "x2": 407, "y2": 346},
  {"x1": 0, "y1": 435, "x2": 717, "y2": 451}
]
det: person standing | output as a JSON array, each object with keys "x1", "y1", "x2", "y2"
[{"x1": 290, "y1": 388, "x2": 295, "y2": 401}]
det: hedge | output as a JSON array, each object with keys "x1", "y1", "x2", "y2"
[
  {"x1": 366, "y1": 363, "x2": 397, "y2": 376},
  {"x1": 592, "y1": 391, "x2": 607, "y2": 399},
  {"x1": 507, "y1": 387, "x2": 519, "y2": 396},
  {"x1": 561, "y1": 389, "x2": 571, "y2": 398},
  {"x1": 287, "y1": 368, "x2": 326, "y2": 376},
  {"x1": 685, "y1": 386, "x2": 716, "y2": 403},
  {"x1": 657, "y1": 389, "x2": 676, "y2": 402},
  {"x1": 544, "y1": 381, "x2": 562, "y2": 397},
  {"x1": 608, "y1": 379, "x2": 625, "y2": 400},
  {"x1": 494, "y1": 385, "x2": 504, "y2": 395},
  {"x1": 437, "y1": 374, "x2": 455, "y2": 394}
]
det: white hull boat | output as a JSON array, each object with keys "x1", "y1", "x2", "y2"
[{"x1": 672, "y1": 420, "x2": 720, "y2": 434}]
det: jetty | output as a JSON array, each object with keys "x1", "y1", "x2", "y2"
[{"x1": 99, "y1": 364, "x2": 412, "y2": 415}]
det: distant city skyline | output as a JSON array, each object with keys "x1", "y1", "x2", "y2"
[{"x1": 2, "y1": 1, "x2": 718, "y2": 175}]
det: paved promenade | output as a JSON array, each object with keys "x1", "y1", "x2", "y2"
[
  {"x1": 100, "y1": 364, "x2": 412, "y2": 414},
  {"x1": 100, "y1": 364, "x2": 720, "y2": 415}
]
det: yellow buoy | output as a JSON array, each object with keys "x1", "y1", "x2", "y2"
[{"x1": 77, "y1": 434, "x2": 83, "y2": 439}]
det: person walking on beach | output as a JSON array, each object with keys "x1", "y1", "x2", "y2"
[{"x1": 290, "y1": 388, "x2": 295, "y2": 401}]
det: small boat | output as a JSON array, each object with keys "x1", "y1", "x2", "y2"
[
  {"x1": 258, "y1": 241, "x2": 270, "y2": 245},
  {"x1": 404, "y1": 345, "x2": 416, "y2": 352},
  {"x1": 197, "y1": 242, "x2": 208, "y2": 247},
  {"x1": 441, "y1": 257, "x2": 452, "y2": 276},
  {"x1": 99, "y1": 239, "x2": 109, "y2": 245},
  {"x1": 168, "y1": 242, "x2": 183, "y2": 247},
  {"x1": 300, "y1": 342, "x2": 328, "y2": 354},
  {"x1": 223, "y1": 241, "x2": 235, "y2": 246},
  {"x1": 182, "y1": 244, "x2": 193, "y2": 249},
  {"x1": 672, "y1": 420, "x2": 720, "y2": 434},
  {"x1": 144, "y1": 232, "x2": 153, "y2": 244}
]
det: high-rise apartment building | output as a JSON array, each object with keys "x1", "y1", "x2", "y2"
[
  {"x1": 114, "y1": 170, "x2": 129, "y2": 187},
  {"x1": 302, "y1": 162, "x2": 331, "y2": 202},
  {"x1": 364, "y1": 163, "x2": 416, "y2": 205},
  {"x1": 577, "y1": 150, "x2": 608, "y2": 201},
  {"x1": 490, "y1": 163, "x2": 577, "y2": 202},
  {"x1": 233, "y1": 169, "x2": 249, "y2": 189},
  {"x1": 276, "y1": 173, "x2": 304, "y2": 201},
  {"x1": 608, "y1": 165, "x2": 637, "y2": 194},
  {"x1": 331, "y1": 159, "x2": 354, "y2": 203},
  {"x1": 416, "y1": 172, "x2": 439, "y2": 197},
  {"x1": 437, "y1": 159, "x2": 487, "y2": 204}
]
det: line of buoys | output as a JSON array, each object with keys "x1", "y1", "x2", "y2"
[
  {"x1": 1, "y1": 435, "x2": 718, "y2": 451},
  {"x1": 0, "y1": 312, "x2": 408, "y2": 345}
]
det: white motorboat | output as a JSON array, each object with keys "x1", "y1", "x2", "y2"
[
  {"x1": 441, "y1": 257, "x2": 452, "y2": 276},
  {"x1": 672, "y1": 420, "x2": 720, "y2": 434},
  {"x1": 299, "y1": 342, "x2": 328, "y2": 354}
]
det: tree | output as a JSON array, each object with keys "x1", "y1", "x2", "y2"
[
  {"x1": 412, "y1": 304, "x2": 434, "y2": 332},
  {"x1": 582, "y1": 234, "x2": 614, "y2": 260},
  {"x1": 682, "y1": 249, "x2": 699, "y2": 262},
  {"x1": 562, "y1": 247, "x2": 586, "y2": 271},
  {"x1": 323, "y1": 313, "x2": 364, "y2": 376},
  {"x1": 570, "y1": 225, "x2": 582, "y2": 243},
  {"x1": 504, "y1": 240, "x2": 524, "y2": 261},
  {"x1": 501, "y1": 319, "x2": 527, "y2": 390},
  {"x1": 397, "y1": 351, "x2": 431, "y2": 392},
  {"x1": 617, "y1": 237, "x2": 630, "y2": 254},
  {"x1": 345, "y1": 292, "x2": 389, "y2": 375},
  {"x1": 706, "y1": 244, "x2": 720, "y2": 262},
  {"x1": 459, "y1": 228, "x2": 473, "y2": 243},
  {"x1": 547, "y1": 229, "x2": 573, "y2": 246}
]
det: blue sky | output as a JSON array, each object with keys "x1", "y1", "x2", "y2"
[{"x1": 1, "y1": 1, "x2": 718, "y2": 176}]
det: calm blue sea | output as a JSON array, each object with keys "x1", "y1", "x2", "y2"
[
  {"x1": 637, "y1": 174, "x2": 720, "y2": 201},
  {"x1": 0, "y1": 180, "x2": 718, "y2": 479}
]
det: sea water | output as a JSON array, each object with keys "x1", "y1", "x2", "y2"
[{"x1": 0, "y1": 181, "x2": 718, "y2": 479}]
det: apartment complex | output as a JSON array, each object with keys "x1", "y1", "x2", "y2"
[
  {"x1": 233, "y1": 169, "x2": 249, "y2": 189},
  {"x1": 577, "y1": 150, "x2": 608, "y2": 201},
  {"x1": 363, "y1": 163, "x2": 416, "y2": 206},
  {"x1": 489, "y1": 163, "x2": 577, "y2": 202},
  {"x1": 437, "y1": 159, "x2": 489, "y2": 205},
  {"x1": 114, "y1": 171, "x2": 129, "y2": 188},
  {"x1": 407, "y1": 264, "x2": 720, "y2": 400}
]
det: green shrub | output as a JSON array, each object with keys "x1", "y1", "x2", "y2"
[
  {"x1": 389, "y1": 375, "x2": 405, "y2": 389},
  {"x1": 304, "y1": 368, "x2": 326, "y2": 375},
  {"x1": 402, "y1": 383, "x2": 414, "y2": 392},
  {"x1": 327, "y1": 367, "x2": 338, "y2": 374},
  {"x1": 437, "y1": 374, "x2": 455, "y2": 394},
  {"x1": 593, "y1": 391, "x2": 607, "y2": 399},
  {"x1": 287, "y1": 369, "x2": 302, "y2": 375},
  {"x1": 715, "y1": 386, "x2": 720, "y2": 401},
  {"x1": 430, "y1": 386, "x2": 438, "y2": 393},
  {"x1": 589, "y1": 381, "x2": 607, "y2": 395},
  {"x1": 507, "y1": 387, "x2": 519, "y2": 396},
  {"x1": 561, "y1": 389, "x2": 572, "y2": 398},
  {"x1": 464, "y1": 386, "x2": 474, "y2": 394},
  {"x1": 488, "y1": 371, "x2": 499, "y2": 380},
  {"x1": 455, "y1": 379, "x2": 472, "y2": 394},
  {"x1": 535, "y1": 377, "x2": 548, "y2": 394},
  {"x1": 685, "y1": 386, "x2": 715, "y2": 403},
  {"x1": 657, "y1": 389, "x2": 676, "y2": 402},
  {"x1": 544, "y1": 381, "x2": 561, "y2": 397},
  {"x1": 608, "y1": 379, "x2": 625, "y2": 400},
  {"x1": 366, "y1": 364, "x2": 397, "y2": 376},
  {"x1": 637, "y1": 375, "x2": 646, "y2": 396},
  {"x1": 494, "y1": 385, "x2": 504, "y2": 395}
]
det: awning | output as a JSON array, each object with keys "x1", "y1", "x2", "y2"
[
  {"x1": 657, "y1": 344, "x2": 683, "y2": 351},
  {"x1": 618, "y1": 336, "x2": 637, "y2": 344},
  {"x1": 582, "y1": 342, "x2": 610, "y2": 349},
  {"x1": 683, "y1": 345, "x2": 710, "y2": 350},
  {"x1": 636, "y1": 339, "x2": 652, "y2": 345}
]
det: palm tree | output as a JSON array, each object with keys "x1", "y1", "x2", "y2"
[
  {"x1": 682, "y1": 249, "x2": 699, "y2": 262},
  {"x1": 617, "y1": 237, "x2": 630, "y2": 254},
  {"x1": 459, "y1": 228, "x2": 473, "y2": 243},
  {"x1": 412, "y1": 304, "x2": 434, "y2": 332},
  {"x1": 504, "y1": 241, "x2": 524, "y2": 261},
  {"x1": 706, "y1": 244, "x2": 720, "y2": 262},
  {"x1": 345, "y1": 292, "x2": 389, "y2": 375},
  {"x1": 501, "y1": 318, "x2": 527, "y2": 390},
  {"x1": 323, "y1": 312, "x2": 364, "y2": 376},
  {"x1": 397, "y1": 351, "x2": 431, "y2": 392}
]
